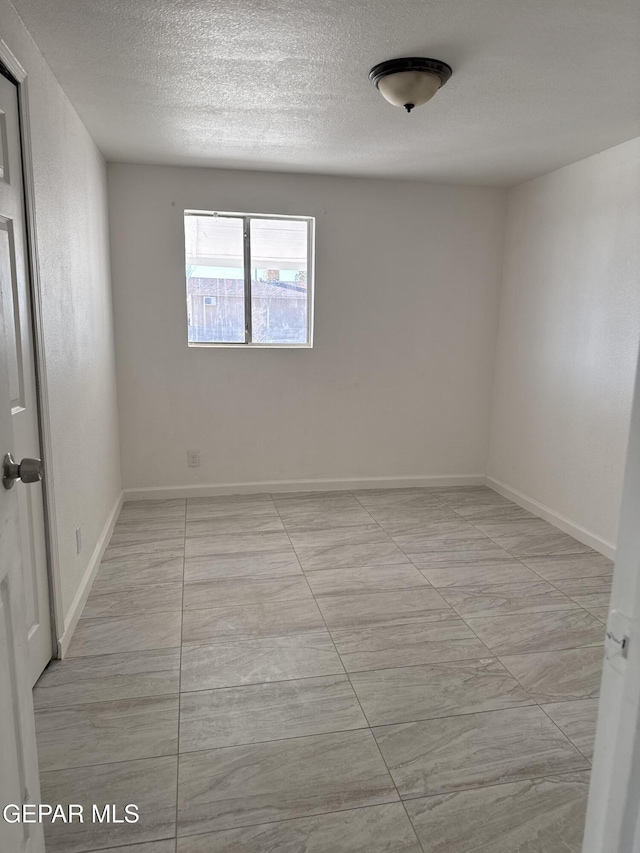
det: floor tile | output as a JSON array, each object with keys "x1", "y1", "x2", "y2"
[
  {"x1": 182, "y1": 575, "x2": 312, "y2": 610},
  {"x1": 33, "y1": 649, "x2": 181, "y2": 709},
  {"x1": 331, "y1": 617, "x2": 490, "y2": 672},
  {"x1": 95, "y1": 843, "x2": 177, "y2": 853},
  {"x1": 109, "y1": 517, "x2": 186, "y2": 546},
  {"x1": 420, "y1": 561, "x2": 540, "y2": 587},
  {"x1": 317, "y1": 588, "x2": 448, "y2": 629},
  {"x1": 83, "y1": 582, "x2": 183, "y2": 618},
  {"x1": 177, "y1": 802, "x2": 421, "y2": 852},
  {"x1": 554, "y1": 576, "x2": 613, "y2": 609},
  {"x1": 453, "y1": 503, "x2": 538, "y2": 523},
  {"x1": 350, "y1": 658, "x2": 532, "y2": 726},
  {"x1": 184, "y1": 550, "x2": 302, "y2": 582},
  {"x1": 119, "y1": 499, "x2": 186, "y2": 521},
  {"x1": 290, "y1": 525, "x2": 410, "y2": 570},
  {"x1": 352, "y1": 488, "x2": 443, "y2": 510},
  {"x1": 521, "y1": 553, "x2": 614, "y2": 581},
  {"x1": 499, "y1": 647, "x2": 604, "y2": 702},
  {"x1": 367, "y1": 506, "x2": 461, "y2": 530},
  {"x1": 542, "y1": 699, "x2": 599, "y2": 760},
  {"x1": 182, "y1": 598, "x2": 325, "y2": 644},
  {"x1": 440, "y1": 580, "x2": 579, "y2": 617},
  {"x1": 277, "y1": 496, "x2": 374, "y2": 531},
  {"x1": 39, "y1": 488, "x2": 607, "y2": 853},
  {"x1": 36, "y1": 695, "x2": 179, "y2": 771},
  {"x1": 97, "y1": 539, "x2": 185, "y2": 588},
  {"x1": 179, "y1": 675, "x2": 366, "y2": 751},
  {"x1": 466, "y1": 610, "x2": 604, "y2": 655},
  {"x1": 430, "y1": 486, "x2": 512, "y2": 511},
  {"x1": 281, "y1": 507, "x2": 377, "y2": 530},
  {"x1": 40, "y1": 756, "x2": 177, "y2": 853},
  {"x1": 474, "y1": 519, "x2": 593, "y2": 558},
  {"x1": 408, "y1": 546, "x2": 516, "y2": 570},
  {"x1": 68, "y1": 611, "x2": 183, "y2": 657},
  {"x1": 177, "y1": 730, "x2": 398, "y2": 835},
  {"x1": 388, "y1": 524, "x2": 491, "y2": 554},
  {"x1": 181, "y1": 633, "x2": 344, "y2": 690},
  {"x1": 404, "y1": 540, "x2": 510, "y2": 568},
  {"x1": 405, "y1": 772, "x2": 589, "y2": 852},
  {"x1": 186, "y1": 515, "x2": 285, "y2": 537},
  {"x1": 187, "y1": 495, "x2": 277, "y2": 520},
  {"x1": 305, "y1": 564, "x2": 430, "y2": 596},
  {"x1": 272, "y1": 490, "x2": 354, "y2": 503},
  {"x1": 185, "y1": 530, "x2": 293, "y2": 559},
  {"x1": 373, "y1": 705, "x2": 589, "y2": 799}
]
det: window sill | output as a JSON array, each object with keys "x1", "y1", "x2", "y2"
[{"x1": 188, "y1": 342, "x2": 313, "y2": 349}]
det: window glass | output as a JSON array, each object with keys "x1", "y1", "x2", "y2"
[
  {"x1": 250, "y1": 218, "x2": 309, "y2": 345},
  {"x1": 185, "y1": 215, "x2": 245, "y2": 343}
]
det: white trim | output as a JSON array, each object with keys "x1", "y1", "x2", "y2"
[
  {"x1": 0, "y1": 39, "x2": 65, "y2": 655},
  {"x1": 124, "y1": 474, "x2": 486, "y2": 501},
  {"x1": 57, "y1": 492, "x2": 123, "y2": 658},
  {"x1": 486, "y1": 476, "x2": 616, "y2": 559}
]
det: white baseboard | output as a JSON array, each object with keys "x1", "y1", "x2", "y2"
[
  {"x1": 57, "y1": 491, "x2": 124, "y2": 658},
  {"x1": 123, "y1": 474, "x2": 486, "y2": 502},
  {"x1": 486, "y1": 476, "x2": 616, "y2": 560}
]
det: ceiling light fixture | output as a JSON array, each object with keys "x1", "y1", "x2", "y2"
[{"x1": 369, "y1": 57, "x2": 452, "y2": 113}]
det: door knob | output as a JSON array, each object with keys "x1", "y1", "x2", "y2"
[{"x1": 2, "y1": 453, "x2": 43, "y2": 490}]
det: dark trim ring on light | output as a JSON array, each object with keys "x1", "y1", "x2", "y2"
[{"x1": 369, "y1": 57, "x2": 452, "y2": 90}]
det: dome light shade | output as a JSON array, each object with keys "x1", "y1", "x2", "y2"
[{"x1": 369, "y1": 57, "x2": 452, "y2": 113}]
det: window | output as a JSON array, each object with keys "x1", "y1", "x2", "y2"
[{"x1": 184, "y1": 211, "x2": 314, "y2": 346}]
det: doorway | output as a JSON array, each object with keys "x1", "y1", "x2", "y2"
[{"x1": 0, "y1": 64, "x2": 52, "y2": 684}]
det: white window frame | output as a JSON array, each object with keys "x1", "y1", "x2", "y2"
[{"x1": 185, "y1": 210, "x2": 315, "y2": 348}]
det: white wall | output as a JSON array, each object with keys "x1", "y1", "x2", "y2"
[
  {"x1": 488, "y1": 137, "x2": 640, "y2": 551},
  {"x1": 108, "y1": 164, "x2": 506, "y2": 494},
  {"x1": 0, "y1": 1, "x2": 121, "y2": 628}
]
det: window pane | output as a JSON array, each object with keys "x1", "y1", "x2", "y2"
[
  {"x1": 250, "y1": 218, "x2": 309, "y2": 345},
  {"x1": 185, "y1": 215, "x2": 245, "y2": 343}
]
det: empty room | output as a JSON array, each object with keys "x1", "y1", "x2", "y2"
[{"x1": 1, "y1": 0, "x2": 640, "y2": 851}]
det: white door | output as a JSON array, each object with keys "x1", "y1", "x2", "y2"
[
  {"x1": 0, "y1": 73, "x2": 46, "y2": 853},
  {"x1": 0, "y1": 68, "x2": 51, "y2": 685},
  {"x1": 582, "y1": 345, "x2": 640, "y2": 852}
]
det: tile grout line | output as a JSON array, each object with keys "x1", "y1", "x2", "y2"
[
  {"x1": 170, "y1": 764, "x2": 592, "y2": 845},
  {"x1": 174, "y1": 798, "x2": 424, "y2": 846},
  {"x1": 174, "y1": 500, "x2": 187, "y2": 845},
  {"x1": 270, "y1": 496, "x2": 348, "y2": 678},
  {"x1": 271, "y1": 493, "x2": 426, "y2": 851},
  {"x1": 451, "y1": 501, "x2": 611, "y2": 611},
  {"x1": 452, "y1": 520, "x2": 608, "y2": 660},
  {"x1": 430, "y1": 494, "x2": 607, "y2": 714},
  {"x1": 182, "y1": 490, "x2": 599, "y2": 774},
  {"x1": 387, "y1": 493, "x2": 606, "y2": 631},
  {"x1": 350, "y1": 491, "x2": 603, "y2": 712},
  {"x1": 536, "y1": 699, "x2": 595, "y2": 767}
]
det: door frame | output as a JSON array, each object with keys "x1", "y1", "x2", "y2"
[{"x1": 0, "y1": 38, "x2": 63, "y2": 659}]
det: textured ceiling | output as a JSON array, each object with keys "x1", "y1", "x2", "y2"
[{"x1": 11, "y1": 0, "x2": 640, "y2": 185}]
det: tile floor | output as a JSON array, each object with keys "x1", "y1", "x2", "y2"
[{"x1": 34, "y1": 486, "x2": 612, "y2": 852}]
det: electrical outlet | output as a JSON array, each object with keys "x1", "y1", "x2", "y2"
[
  {"x1": 75, "y1": 526, "x2": 82, "y2": 554},
  {"x1": 187, "y1": 450, "x2": 201, "y2": 468}
]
